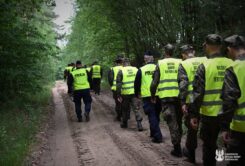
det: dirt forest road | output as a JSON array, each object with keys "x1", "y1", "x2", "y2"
[{"x1": 38, "y1": 81, "x2": 205, "y2": 166}]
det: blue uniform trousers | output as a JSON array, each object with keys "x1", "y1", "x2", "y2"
[
  {"x1": 143, "y1": 97, "x2": 162, "y2": 140},
  {"x1": 73, "y1": 89, "x2": 92, "y2": 120}
]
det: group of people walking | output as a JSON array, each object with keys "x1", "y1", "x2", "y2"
[
  {"x1": 64, "y1": 61, "x2": 103, "y2": 122},
  {"x1": 65, "y1": 34, "x2": 245, "y2": 166}
]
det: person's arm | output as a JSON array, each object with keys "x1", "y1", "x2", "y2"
[
  {"x1": 116, "y1": 70, "x2": 123, "y2": 96},
  {"x1": 189, "y1": 64, "x2": 205, "y2": 118},
  {"x1": 134, "y1": 69, "x2": 142, "y2": 98},
  {"x1": 64, "y1": 70, "x2": 67, "y2": 80},
  {"x1": 86, "y1": 70, "x2": 92, "y2": 89},
  {"x1": 68, "y1": 73, "x2": 74, "y2": 92},
  {"x1": 90, "y1": 67, "x2": 93, "y2": 79},
  {"x1": 219, "y1": 67, "x2": 241, "y2": 131},
  {"x1": 100, "y1": 67, "x2": 103, "y2": 78},
  {"x1": 108, "y1": 68, "x2": 114, "y2": 87},
  {"x1": 150, "y1": 65, "x2": 160, "y2": 97},
  {"x1": 178, "y1": 64, "x2": 189, "y2": 106}
]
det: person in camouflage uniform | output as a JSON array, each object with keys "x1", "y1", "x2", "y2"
[
  {"x1": 177, "y1": 45, "x2": 207, "y2": 163},
  {"x1": 108, "y1": 55, "x2": 124, "y2": 121},
  {"x1": 116, "y1": 58, "x2": 143, "y2": 131},
  {"x1": 189, "y1": 34, "x2": 233, "y2": 166},
  {"x1": 151, "y1": 44, "x2": 183, "y2": 157},
  {"x1": 219, "y1": 35, "x2": 245, "y2": 166}
]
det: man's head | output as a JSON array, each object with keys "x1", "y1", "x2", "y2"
[
  {"x1": 76, "y1": 60, "x2": 82, "y2": 68},
  {"x1": 203, "y1": 34, "x2": 223, "y2": 56},
  {"x1": 93, "y1": 60, "x2": 98, "y2": 65},
  {"x1": 163, "y1": 44, "x2": 175, "y2": 57},
  {"x1": 144, "y1": 50, "x2": 154, "y2": 63},
  {"x1": 224, "y1": 35, "x2": 245, "y2": 60},
  {"x1": 123, "y1": 58, "x2": 131, "y2": 66},
  {"x1": 180, "y1": 44, "x2": 195, "y2": 60},
  {"x1": 115, "y1": 54, "x2": 124, "y2": 64}
]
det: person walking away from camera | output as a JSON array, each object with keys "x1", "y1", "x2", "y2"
[
  {"x1": 189, "y1": 34, "x2": 233, "y2": 166},
  {"x1": 151, "y1": 44, "x2": 183, "y2": 157},
  {"x1": 219, "y1": 35, "x2": 245, "y2": 166},
  {"x1": 177, "y1": 44, "x2": 207, "y2": 163},
  {"x1": 108, "y1": 55, "x2": 124, "y2": 121},
  {"x1": 91, "y1": 61, "x2": 102, "y2": 95},
  {"x1": 116, "y1": 58, "x2": 143, "y2": 131},
  {"x1": 135, "y1": 50, "x2": 163, "y2": 143},
  {"x1": 68, "y1": 61, "x2": 92, "y2": 122}
]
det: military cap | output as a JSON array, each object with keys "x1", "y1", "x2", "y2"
[
  {"x1": 205, "y1": 34, "x2": 223, "y2": 45},
  {"x1": 164, "y1": 43, "x2": 175, "y2": 51},
  {"x1": 180, "y1": 44, "x2": 194, "y2": 53},
  {"x1": 115, "y1": 54, "x2": 124, "y2": 62},
  {"x1": 224, "y1": 35, "x2": 245, "y2": 48},
  {"x1": 76, "y1": 60, "x2": 81, "y2": 65},
  {"x1": 144, "y1": 50, "x2": 153, "y2": 56},
  {"x1": 123, "y1": 57, "x2": 130, "y2": 63}
]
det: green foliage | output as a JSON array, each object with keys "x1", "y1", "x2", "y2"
[
  {"x1": 0, "y1": 1, "x2": 58, "y2": 102},
  {"x1": 64, "y1": 0, "x2": 245, "y2": 68},
  {"x1": 0, "y1": 85, "x2": 52, "y2": 166},
  {"x1": 0, "y1": 1, "x2": 57, "y2": 165}
]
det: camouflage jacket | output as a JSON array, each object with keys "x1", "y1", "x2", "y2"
[{"x1": 219, "y1": 55, "x2": 245, "y2": 131}]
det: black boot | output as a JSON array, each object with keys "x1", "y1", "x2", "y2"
[
  {"x1": 171, "y1": 144, "x2": 182, "y2": 157},
  {"x1": 137, "y1": 121, "x2": 143, "y2": 131},
  {"x1": 84, "y1": 112, "x2": 90, "y2": 122},
  {"x1": 183, "y1": 147, "x2": 196, "y2": 163},
  {"x1": 120, "y1": 121, "x2": 128, "y2": 128}
]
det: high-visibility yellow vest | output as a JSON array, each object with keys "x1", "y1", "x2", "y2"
[
  {"x1": 121, "y1": 66, "x2": 138, "y2": 95},
  {"x1": 157, "y1": 58, "x2": 182, "y2": 99},
  {"x1": 230, "y1": 59, "x2": 245, "y2": 132},
  {"x1": 140, "y1": 63, "x2": 156, "y2": 97},
  {"x1": 71, "y1": 68, "x2": 90, "y2": 90},
  {"x1": 111, "y1": 65, "x2": 123, "y2": 91},
  {"x1": 92, "y1": 65, "x2": 101, "y2": 78},
  {"x1": 181, "y1": 57, "x2": 207, "y2": 103},
  {"x1": 66, "y1": 66, "x2": 73, "y2": 73},
  {"x1": 86, "y1": 67, "x2": 91, "y2": 72},
  {"x1": 200, "y1": 57, "x2": 233, "y2": 116}
]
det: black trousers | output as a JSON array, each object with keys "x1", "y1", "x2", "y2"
[
  {"x1": 184, "y1": 106, "x2": 198, "y2": 151},
  {"x1": 200, "y1": 115, "x2": 220, "y2": 166},
  {"x1": 92, "y1": 78, "x2": 101, "y2": 94},
  {"x1": 73, "y1": 89, "x2": 92, "y2": 120},
  {"x1": 227, "y1": 130, "x2": 245, "y2": 166},
  {"x1": 112, "y1": 90, "x2": 122, "y2": 119}
]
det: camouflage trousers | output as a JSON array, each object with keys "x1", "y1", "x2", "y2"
[
  {"x1": 162, "y1": 101, "x2": 183, "y2": 146},
  {"x1": 121, "y1": 95, "x2": 142, "y2": 123}
]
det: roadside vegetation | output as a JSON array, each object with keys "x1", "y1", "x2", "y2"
[{"x1": 0, "y1": 1, "x2": 58, "y2": 165}]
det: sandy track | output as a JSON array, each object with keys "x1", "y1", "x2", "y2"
[{"x1": 38, "y1": 81, "x2": 228, "y2": 166}]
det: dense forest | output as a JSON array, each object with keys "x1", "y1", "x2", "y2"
[
  {"x1": 0, "y1": 0, "x2": 58, "y2": 164},
  {"x1": 65, "y1": 0, "x2": 245, "y2": 67},
  {"x1": 0, "y1": 0, "x2": 245, "y2": 165}
]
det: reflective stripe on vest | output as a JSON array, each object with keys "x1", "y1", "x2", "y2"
[
  {"x1": 157, "y1": 58, "x2": 182, "y2": 99},
  {"x1": 230, "y1": 59, "x2": 245, "y2": 132},
  {"x1": 121, "y1": 66, "x2": 138, "y2": 95},
  {"x1": 140, "y1": 64, "x2": 156, "y2": 97},
  {"x1": 181, "y1": 57, "x2": 207, "y2": 103},
  {"x1": 200, "y1": 57, "x2": 233, "y2": 116},
  {"x1": 111, "y1": 65, "x2": 123, "y2": 91},
  {"x1": 92, "y1": 65, "x2": 101, "y2": 78},
  {"x1": 71, "y1": 68, "x2": 90, "y2": 90}
]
